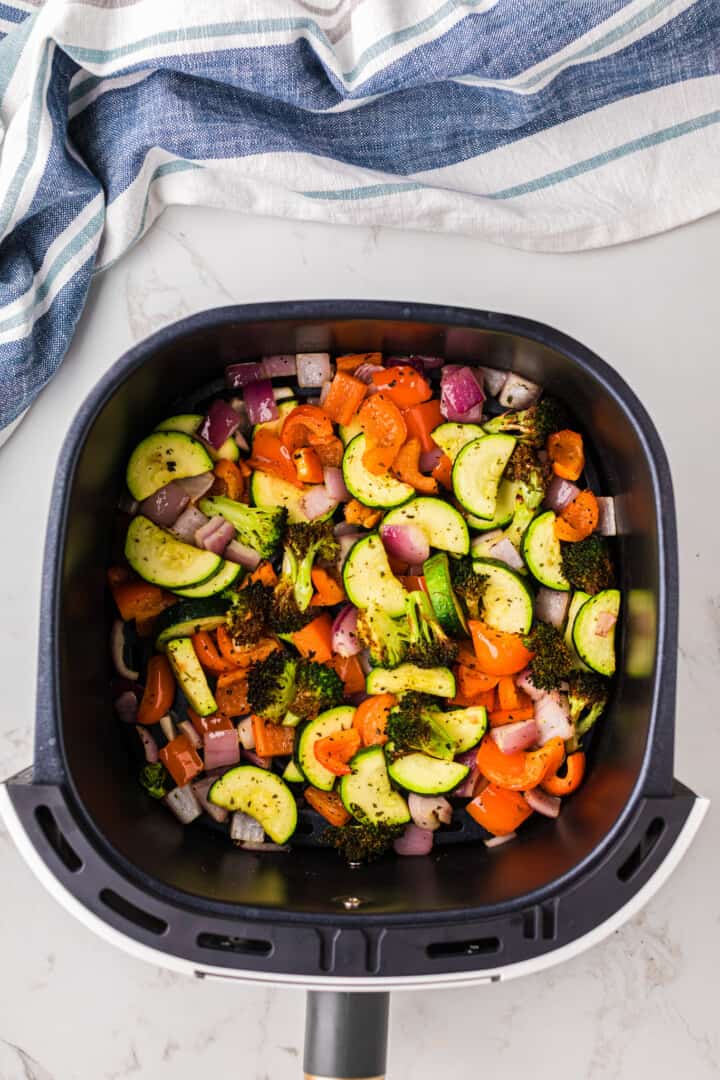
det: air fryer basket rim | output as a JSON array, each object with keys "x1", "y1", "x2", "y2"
[{"x1": 39, "y1": 299, "x2": 678, "y2": 926}]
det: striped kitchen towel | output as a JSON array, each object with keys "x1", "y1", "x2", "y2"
[{"x1": 0, "y1": 0, "x2": 719, "y2": 439}]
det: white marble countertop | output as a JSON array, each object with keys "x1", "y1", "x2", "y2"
[{"x1": 1, "y1": 207, "x2": 718, "y2": 1080}]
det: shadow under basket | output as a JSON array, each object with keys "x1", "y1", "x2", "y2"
[{"x1": 2, "y1": 301, "x2": 706, "y2": 1080}]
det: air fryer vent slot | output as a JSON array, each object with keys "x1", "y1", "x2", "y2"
[
  {"x1": 34, "y1": 805, "x2": 82, "y2": 872},
  {"x1": 99, "y1": 889, "x2": 167, "y2": 935},
  {"x1": 522, "y1": 901, "x2": 557, "y2": 941},
  {"x1": 617, "y1": 816, "x2": 665, "y2": 883},
  {"x1": 427, "y1": 937, "x2": 500, "y2": 958},
  {"x1": 197, "y1": 933, "x2": 272, "y2": 957}
]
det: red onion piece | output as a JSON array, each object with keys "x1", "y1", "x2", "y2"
[
  {"x1": 419, "y1": 445, "x2": 443, "y2": 474},
  {"x1": 358, "y1": 649, "x2": 372, "y2": 676},
  {"x1": 159, "y1": 715, "x2": 177, "y2": 742},
  {"x1": 297, "y1": 352, "x2": 331, "y2": 387},
  {"x1": 196, "y1": 515, "x2": 235, "y2": 554},
  {"x1": 199, "y1": 399, "x2": 241, "y2": 450},
  {"x1": 452, "y1": 765, "x2": 481, "y2": 799},
  {"x1": 393, "y1": 823, "x2": 434, "y2": 856},
  {"x1": 243, "y1": 749, "x2": 271, "y2": 769},
  {"x1": 525, "y1": 788, "x2": 561, "y2": 818},
  {"x1": 515, "y1": 668, "x2": 545, "y2": 702},
  {"x1": 111, "y1": 620, "x2": 138, "y2": 681},
  {"x1": 596, "y1": 496, "x2": 617, "y2": 536},
  {"x1": 596, "y1": 611, "x2": 617, "y2": 637},
  {"x1": 226, "y1": 361, "x2": 264, "y2": 389},
  {"x1": 386, "y1": 355, "x2": 424, "y2": 373},
  {"x1": 224, "y1": 539, "x2": 262, "y2": 569},
  {"x1": 262, "y1": 354, "x2": 297, "y2": 379},
  {"x1": 191, "y1": 776, "x2": 229, "y2": 823},
  {"x1": 338, "y1": 532, "x2": 363, "y2": 568},
  {"x1": 335, "y1": 521, "x2": 361, "y2": 537},
  {"x1": 380, "y1": 523, "x2": 430, "y2": 565},
  {"x1": 178, "y1": 719, "x2": 202, "y2": 750},
  {"x1": 440, "y1": 366, "x2": 485, "y2": 420},
  {"x1": 204, "y1": 726, "x2": 241, "y2": 771},
  {"x1": 139, "y1": 481, "x2": 189, "y2": 527},
  {"x1": 164, "y1": 784, "x2": 202, "y2": 824},
  {"x1": 354, "y1": 363, "x2": 385, "y2": 385},
  {"x1": 490, "y1": 718, "x2": 538, "y2": 754},
  {"x1": 544, "y1": 475, "x2": 580, "y2": 513},
  {"x1": 536, "y1": 587, "x2": 570, "y2": 628},
  {"x1": 176, "y1": 472, "x2": 214, "y2": 503},
  {"x1": 135, "y1": 724, "x2": 159, "y2": 763},
  {"x1": 114, "y1": 691, "x2": 139, "y2": 724},
  {"x1": 171, "y1": 505, "x2": 209, "y2": 543},
  {"x1": 332, "y1": 605, "x2": 362, "y2": 657},
  {"x1": 534, "y1": 691, "x2": 573, "y2": 745},
  {"x1": 488, "y1": 537, "x2": 525, "y2": 571},
  {"x1": 230, "y1": 810, "x2": 265, "y2": 843},
  {"x1": 324, "y1": 466, "x2": 351, "y2": 503},
  {"x1": 498, "y1": 373, "x2": 542, "y2": 409},
  {"x1": 484, "y1": 832, "x2": 516, "y2": 848},
  {"x1": 236, "y1": 716, "x2": 255, "y2": 750},
  {"x1": 408, "y1": 793, "x2": 452, "y2": 831},
  {"x1": 479, "y1": 366, "x2": 508, "y2": 397},
  {"x1": 302, "y1": 485, "x2": 338, "y2": 521},
  {"x1": 244, "y1": 379, "x2": 278, "y2": 426},
  {"x1": 455, "y1": 747, "x2": 480, "y2": 768}
]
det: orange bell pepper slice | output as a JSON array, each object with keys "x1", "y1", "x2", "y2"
[
  {"x1": 555, "y1": 490, "x2": 599, "y2": 542},
  {"x1": 432, "y1": 452, "x2": 453, "y2": 490},
  {"x1": 467, "y1": 784, "x2": 533, "y2": 836},
  {"x1": 391, "y1": 437, "x2": 438, "y2": 494},
  {"x1": 358, "y1": 393, "x2": 407, "y2": 475},
  {"x1": 314, "y1": 728, "x2": 361, "y2": 776},
  {"x1": 457, "y1": 665, "x2": 500, "y2": 699},
  {"x1": 292, "y1": 446, "x2": 324, "y2": 484},
  {"x1": 137, "y1": 655, "x2": 176, "y2": 725},
  {"x1": 214, "y1": 668, "x2": 250, "y2": 717},
  {"x1": 469, "y1": 620, "x2": 534, "y2": 676},
  {"x1": 547, "y1": 429, "x2": 585, "y2": 482},
  {"x1": 488, "y1": 706, "x2": 536, "y2": 727},
  {"x1": 476, "y1": 735, "x2": 565, "y2": 791},
  {"x1": 451, "y1": 686, "x2": 497, "y2": 710},
  {"x1": 188, "y1": 708, "x2": 233, "y2": 736},
  {"x1": 313, "y1": 436, "x2": 344, "y2": 468},
  {"x1": 213, "y1": 459, "x2": 245, "y2": 501},
  {"x1": 292, "y1": 613, "x2": 334, "y2": 663},
  {"x1": 542, "y1": 750, "x2": 586, "y2": 796},
  {"x1": 251, "y1": 714, "x2": 296, "y2": 757},
  {"x1": 249, "y1": 431, "x2": 300, "y2": 486},
  {"x1": 280, "y1": 404, "x2": 334, "y2": 453},
  {"x1": 192, "y1": 631, "x2": 233, "y2": 674},
  {"x1": 344, "y1": 498, "x2": 382, "y2": 529},
  {"x1": 497, "y1": 676, "x2": 523, "y2": 712},
  {"x1": 321, "y1": 371, "x2": 367, "y2": 427},
  {"x1": 112, "y1": 581, "x2": 175, "y2": 623},
  {"x1": 403, "y1": 399, "x2": 443, "y2": 452},
  {"x1": 304, "y1": 786, "x2": 351, "y2": 826},
  {"x1": 310, "y1": 566, "x2": 346, "y2": 606},
  {"x1": 247, "y1": 560, "x2": 278, "y2": 587},
  {"x1": 370, "y1": 365, "x2": 432, "y2": 408},
  {"x1": 216, "y1": 626, "x2": 279, "y2": 668},
  {"x1": 330, "y1": 654, "x2": 366, "y2": 696},
  {"x1": 159, "y1": 733, "x2": 203, "y2": 787},
  {"x1": 353, "y1": 693, "x2": 396, "y2": 747}
]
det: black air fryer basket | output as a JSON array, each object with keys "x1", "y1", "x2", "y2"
[{"x1": 1, "y1": 302, "x2": 706, "y2": 1080}]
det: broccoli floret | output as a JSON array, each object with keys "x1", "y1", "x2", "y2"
[
  {"x1": 247, "y1": 650, "x2": 298, "y2": 721},
  {"x1": 450, "y1": 557, "x2": 488, "y2": 621},
  {"x1": 523, "y1": 622, "x2": 574, "y2": 692},
  {"x1": 281, "y1": 521, "x2": 340, "y2": 612},
  {"x1": 356, "y1": 604, "x2": 409, "y2": 668},
  {"x1": 199, "y1": 496, "x2": 287, "y2": 559},
  {"x1": 560, "y1": 535, "x2": 615, "y2": 595},
  {"x1": 139, "y1": 762, "x2": 170, "y2": 799},
  {"x1": 568, "y1": 670, "x2": 609, "y2": 739},
  {"x1": 266, "y1": 578, "x2": 318, "y2": 634},
  {"x1": 386, "y1": 692, "x2": 455, "y2": 760},
  {"x1": 483, "y1": 397, "x2": 569, "y2": 446},
  {"x1": 324, "y1": 820, "x2": 406, "y2": 863},
  {"x1": 290, "y1": 660, "x2": 344, "y2": 721},
  {"x1": 226, "y1": 581, "x2": 272, "y2": 645},
  {"x1": 404, "y1": 591, "x2": 459, "y2": 669},
  {"x1": 503, "y1": 444, "x2": 552, "y2": 548}
]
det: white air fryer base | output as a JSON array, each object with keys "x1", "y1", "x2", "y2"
[{"x1": 0, "y1": 786, "x2": 707, "y2": 991}]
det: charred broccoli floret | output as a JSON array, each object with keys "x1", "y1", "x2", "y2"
[
  {"x1": 568, "y1": 670, "x2": 610, "y2": 739},
  {"x1": 290, "y1": 660, "x2": 344, "y2": 721},
  {"x1": 404, "y1": 591, "x2": 459, "y2": 669},
  {"x1": 450, "y1": 557, "x2": 488, "y2": 621},
  {"x1": 226, "y1": 581, "x2": 271, "y2": 645},
  {"x1": 483, "y1": 397, "x2": 569, "y2": 446},
  {"x1": 266, "y1": 578, "x2": 317, "y2": 634},
  {"x1": 198, "y1": 496, "x2": 287, "y2": 558},
  {"x1": 503, "y1": 443, "x2": 552, "y2": 548},
  {"x1": 139, "y1": 762, "x2": 170, "y2": 799},
  {"x1": 324, "y1": 820, "x2": 406, "y2": 863},
  {"x1": 247, "y1": 650, "x2": 298, "y2": 722},
  {"x1": 523, "y1": 622, "x2": 574, "y2": 692},
  {"x1": 281, "y1": 521, "x2": 340, "y2": 612},
  {"x1": 356, "y1": 604, "x2": 409, "y2": 668},
  {"x1": 386, "y1": 692, "x2": 454, "y2": 760},
  {"x1": 560, "y1": 535, "x2": 615, "y2": 595}
]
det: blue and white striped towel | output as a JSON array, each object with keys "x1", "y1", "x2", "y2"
[{"x1": 1, "y1": 0, "x2": 719, "y2": 439}]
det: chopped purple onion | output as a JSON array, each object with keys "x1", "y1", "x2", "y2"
[
  {"x1": 164, "y1": 784, "x2": 202, "y2": 825},
  {"x1": 191, "y1": 777, "x2": 229, "y2": 823},
  {"x1": 198, "y1": 399, "x2": 241, "y2": 450},
  {"x1": 244, "y1": 379, "x2": 278, "y2": 426},
  {"x1": 224, "y1": 539, "x2": 261, "y2": 569},
  {"x1": 171, "y1": 505, "x2": 209, "y2": 544},
  {"x1": 262, "y1": 354, "x2": 297, "y2": 379},
  {"x1": 226, "y1": 361, "x2": 264, "y2": 389},
  {"x1": 135, "y1": 725, "x2": 159, "y2": 764},
  {"x1": 440, "y1": 366, "x2": 485, "y2": 421},
  {"x1": 139, "y1": 481, "x2": 189, "y2": 527},
  {"x1": 296, "y1": 353, "x2": 331, "y2": 387},
  {"x1": 176, "y1": 472, "x2": 214, "y2": 503},
  {"x1": 331, "y1": 605, "x2": 362, "y2": 658},
  {"x1": 498, "y1": 373, "x2": 542, "y2": 409}
]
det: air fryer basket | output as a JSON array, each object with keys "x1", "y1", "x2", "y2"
[{"x1": 2, "y1": 302, "x2": 705, "y2": 1080}]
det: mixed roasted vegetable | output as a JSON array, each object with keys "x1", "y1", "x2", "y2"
[{"x1": 109, "y1": 352, "x2": 620, "y2": 861}]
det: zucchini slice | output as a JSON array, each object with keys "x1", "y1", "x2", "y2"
[
  {"x1": 339, "y1": 746, "x2": 410, "y2": 826},
  {"x1": 155, "y1": 414, "x2": 239, "y2": 462},
  {"x1": 366, "y1": 663, "x2": 456, "y2": 698},
  {"x1": 338, "y1": 416, "x2": 363, "y2": 446},
  {"x1": 472, "y1": 557, "x2": 534, "y2": 635},
  {"x1": 125, "y1": 515, "x2": 222, "y2": 589},
  {"x1": 432, "y1": 706, "x2": 487, "y2": 754},
  {"x1": 573, "y1": 589, "x2": 621, "y2": 676},
  {"x1": 154, "y1": 597, "x2": 230, "y2": 647},
  {"x1": 342, "y1": 434, "x2": 414, "y2": 509},
  {"x1": 165, "y1": 637, "x2": 217, "y2": 716},
  {"x1": 387, "y1": 750, "x2": 469, "y2": 795},
  {"x1": 282, "y1": 759, "x2": 305, "y2": 784},
  {"x1": 423, "y1": 552, "x2": 467, "y2": 635},
  {"x1": 431, "y1": 421, "x2": 485, "y2": 462},
  {"x1": 465, "y1": 478, "x2": 516, "y2": 532},
  {"x1": 383, "y1": 496, "x2": 469, "y2": 556},
  {"x1": 343, "y1": 533, "x2": 407, "y2": 617},
  {"x1": 173, "y1": 559, "x2": 242, "y2": 599},
  {"x1": 126, "y1": 432, "x2": 214, "y2": 500},
  {"x1": 564, "y1": 590, "x2": 591, "y2": 669},
  {"x1": 521, "y1": 511, "x2": 570, "y2": 591},
  {"x1": 250, "y1": 469, "x2": 333, "y2": 524},
  {"x1": 209, "y1": 766, "x2": 297, "y2": 844},
  {"x1": 296, "y1": 706, "x2": 355, "y2": 791},
  {"x1": 452, "y1": 434, "x2": 516, "y2": 520}
]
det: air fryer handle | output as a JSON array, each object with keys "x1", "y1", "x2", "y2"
[{"x1": 304, "y1": 991, "x2": 389, "y2": 1079}]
